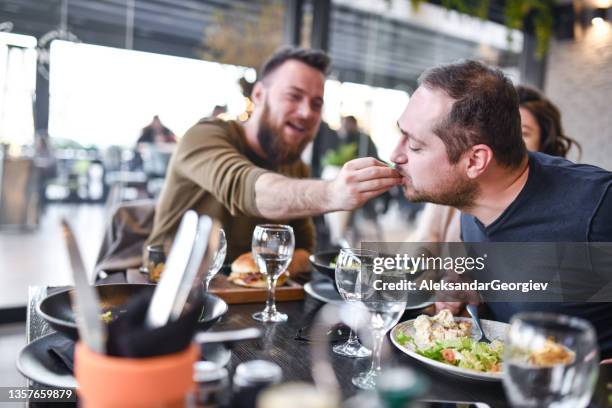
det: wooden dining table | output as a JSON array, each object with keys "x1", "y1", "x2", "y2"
[{"x1": 22, "y1": 271, "x2": 612, "y2": 408}]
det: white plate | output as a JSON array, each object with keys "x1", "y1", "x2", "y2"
[{"x1": 390, "y1": 317, "x2": 509, "y2": 381}]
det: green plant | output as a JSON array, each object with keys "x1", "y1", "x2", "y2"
[
  {"x1": 406, "y1": 0, "x2": 554, "y2": 58},
  {"x1": 504, "y1": 0, "x2": 553, "y2": 58},
  {"x1": 322, "y1": 143, "x2": 358, "y2": 167}
]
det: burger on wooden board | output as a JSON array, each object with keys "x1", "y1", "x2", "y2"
[{"x1": 228, "y1": 249, "x2": 310, "y2": 288}]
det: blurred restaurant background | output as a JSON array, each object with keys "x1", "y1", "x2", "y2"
[{"x1": 0, "y1": 0, "x2": 611, "y2": 384}]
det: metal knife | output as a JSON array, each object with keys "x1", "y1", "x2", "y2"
[
  {"x1": 61, "y1": 219, "x2": 107, "y2": 354},
  {"x1": 169, "y1": 215, "x2": 220, "y2": 322},
  {"x1": 146, "y1": 211, "x2": 219, "y2": 328}
]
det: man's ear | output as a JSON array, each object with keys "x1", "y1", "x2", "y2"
[
  {"x1": 251, "y1": 81, "x2": 265, "y2": 105},
  {"x1": 465, "y1": 144, "x2": 493, "y2": 179}
]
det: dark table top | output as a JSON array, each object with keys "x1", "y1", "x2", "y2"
[{"x1": 25, "y1": 279, "x2": 612, "y2": 408}]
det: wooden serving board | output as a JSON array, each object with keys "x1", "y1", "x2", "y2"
[
  {"x1": 208, "y1": 274, "x2": 304, "y2": 304},
  {"x1": 125, "y1": 268, "x2": 305, "y2": 305}
]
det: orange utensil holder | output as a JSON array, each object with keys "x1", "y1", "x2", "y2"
[{"x1": 75, "y1": 342, "x2": 199, "y2": 408}]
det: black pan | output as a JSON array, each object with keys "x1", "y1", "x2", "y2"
[{"x1": 37, "y1": 283, "x2": 228, "y2": 341}]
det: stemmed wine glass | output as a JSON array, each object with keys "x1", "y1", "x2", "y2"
[
  {"x1": 251, "y1": 224, "x2": 294, "y2": 322},
  {"x1": 353, "y1": 268, "x2": 408, "y2": 389},
  {"x1": 503, "y1": 312, "x2": 599, "y2": 408},
  {"x1": 333, "y1": 248, "x2": 376, "y2": 358},
  {"x1": 203, "y1": 228, "x2": 227, "y2": 291}
]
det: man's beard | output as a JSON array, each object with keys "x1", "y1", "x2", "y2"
[
  {"x1": 257, "y1": 101, "x2": 312, "y2": 166},
  {"x1": 404, "y1": 173, "x2": 479, "y2": 209}
]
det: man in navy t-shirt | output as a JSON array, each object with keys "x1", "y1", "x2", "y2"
[{"x1": 390, "y1": 60, "x2": 612, "y2": 357}]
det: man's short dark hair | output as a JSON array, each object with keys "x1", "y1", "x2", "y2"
[
  {"x1": 419, "y1": 60, "x2": 526, "y2": 168},
  {"x1": 259, "y1": 47, "x2": 330, "y2": 81}
]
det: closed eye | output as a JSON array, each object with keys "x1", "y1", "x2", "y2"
[{"x1": 408, "y1": 140, "x2": 422, "y2": 152}]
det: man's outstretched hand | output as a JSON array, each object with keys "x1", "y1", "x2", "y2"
[{"x1": 328, "y1": 157, "x2": 401, "y2": 211}]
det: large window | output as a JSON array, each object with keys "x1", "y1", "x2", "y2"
[{"x1": 48, "y1": 41, "x2": 251, "y2": 147}]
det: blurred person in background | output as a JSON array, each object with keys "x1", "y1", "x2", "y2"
[
  {"x1": 146, "y1": 47, "x2": 400, "y2": 266},
  {"x1": 409, "y1": 84, "x2": 583, "y2": 244},
  {"x1": 132, "y1": 115, "x2": 176, "y2": 171},
  {"x1": 136, "y1": 115, "x2": 176, "y2": 144},
  {"x1": 310, "y1": 119, "x2": 339, "y2": 178},
  {"x1": 210, "y1": 104, "x2": 228, "y2": 118},
  {"x1": 339, "y1": 115, "x2": 379, "y2": 159}
]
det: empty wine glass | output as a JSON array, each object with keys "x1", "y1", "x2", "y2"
[
  {"x1": 503, "y1": 312, "x2": 599, "y2": 408},
  {"x1": 353, "y1": 269, "x2": 408, "y2": 390},
  {"x1": 203, "y1": 228, "x2": 226, "y2": 291},
  {"x1": 333, "y1": 248, "x2": 376, "y2": 358},
  {"x1": 251, "y1": 224, "x2": 294, "y2": 322}
]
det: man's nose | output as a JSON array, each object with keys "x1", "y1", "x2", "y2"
[
  {"x1": 297, "y1": 100, "x2": 313, "y2": 119},
  {"x1": 390, "y1": 142, "x2": 407, "y2": 164}
]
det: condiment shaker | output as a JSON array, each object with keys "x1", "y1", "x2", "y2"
[
  {"x1": 194, "y1": 361, "x2": 229, "y2": 408},
  {"x1": 231, "y1": 360, "x2": 282, "y2": 408}
]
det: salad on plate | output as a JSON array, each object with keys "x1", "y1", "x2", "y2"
[{"x1": 394, "y1": 309, "x2": 504, "y2": 373}]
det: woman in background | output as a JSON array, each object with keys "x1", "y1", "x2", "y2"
[{"x1": 515, "y1": 85, "x2": 581, "y2": 157}]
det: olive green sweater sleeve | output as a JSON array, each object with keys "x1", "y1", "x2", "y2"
[
  {"x1": 174, "y1": 122, "x2": 269, "y2": 217},
  {"x1": 289, "y1": 161, "x2": 316, "y2": 252}
]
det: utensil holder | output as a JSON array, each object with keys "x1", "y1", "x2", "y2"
[{"x1": 75, "y1": 342, "x2": 198, "y2": 408}]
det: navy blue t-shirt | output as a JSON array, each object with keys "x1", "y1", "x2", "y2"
[{"x1": 461, "y1": 152, "x2": 612, "y2": 357}]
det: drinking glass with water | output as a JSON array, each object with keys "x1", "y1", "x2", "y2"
[
  {"x1": 352, "y1": 267, "x2": 409, "y2": 389},
  {"x1": 333, "y1": 248, "x2": 377, "y2": 358},
  {"x1": 251, "y1": 224, "x2": 294, "y2": 322}
]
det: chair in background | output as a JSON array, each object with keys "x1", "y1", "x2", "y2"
[{"x1": 95, "y1": 199, "x2": 156, "y2": 277}]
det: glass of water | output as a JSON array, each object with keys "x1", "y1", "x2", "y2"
[
  {"x1": 251, "y1": 224, "x2": 294, "y2": 322},
  {"x1": 333, "y1": 248, "x2": 377, "y2": 358},
  {"x1": 352, "y1": 268, "x2": 408, "y2": 390},
  {"x1": 503, "y1": 312, "x2": 599, "y2": 408},
  {"x1": 203, "y1": 228, "x2": 227, "y2": 291}
]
